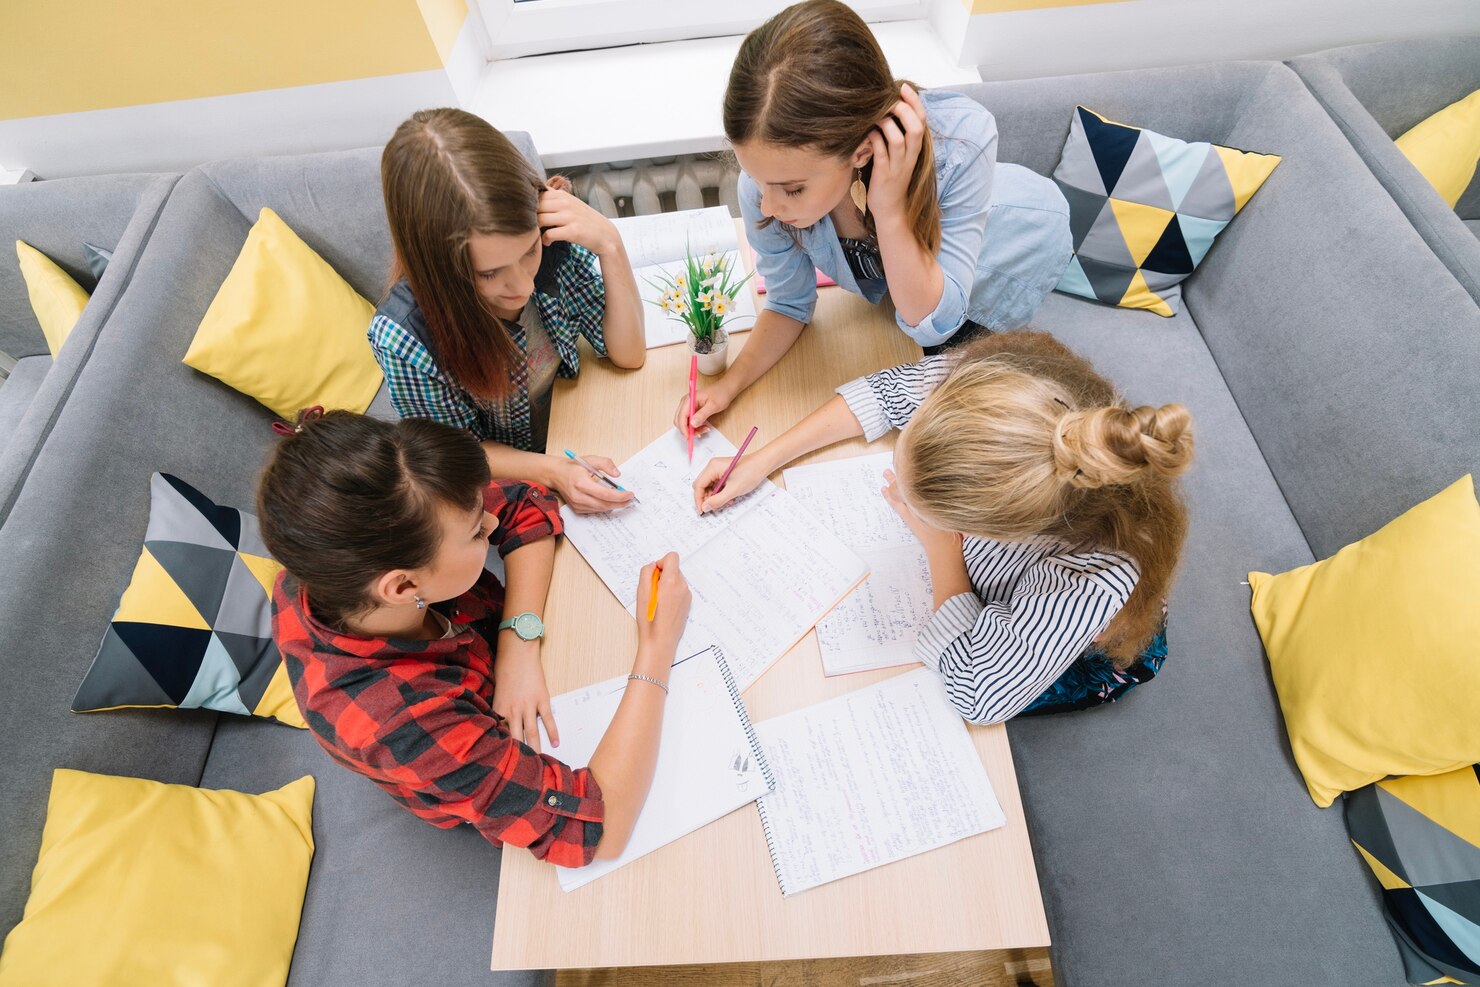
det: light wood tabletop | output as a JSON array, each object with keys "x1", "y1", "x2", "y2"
[{"x1": 492, "y1": 228, "x2": 1050, "y2": 975}]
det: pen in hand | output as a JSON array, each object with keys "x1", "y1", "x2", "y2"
[{"x1": 563, "y1": 449, "x2": 640, "y2": 505}]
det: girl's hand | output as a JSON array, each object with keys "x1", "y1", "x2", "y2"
[
  {"x1": 636, "y1": 553, "x2": 691, "y2": 657},
  {"x1": 692, "y1": 454, "x2": 768, "y2": 514},
  {"x1": 549, "y1": 454, "x2": 634, "y2": 514},
  {"x1": 537, "y1": 185, "x2": 619, "y2": 256},
  {"x1": 671, "y1": 383, "x2": 732, "y2": 436},
  {"x1": 865, "y1": 83, "x2": 928, "y2": 223},
  {"x1": 883, "y1": 467, "x2": 960, "y2": 553},
  {"x1": 492, "y1": 638, "x2": 559, "y2": 754}
]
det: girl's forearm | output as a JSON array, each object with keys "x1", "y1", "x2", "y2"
[
  {"x1": 481, "y1": 442, "x2": 560, "y2": 490},
  {"x1": 874, "y1": 211, "x2": 945, "y2": 328},
  {"x1": 587, "y1": 644, "x2": 671, "y2": 858},
  {"x1": 498, "y1": 538, "x2": 555, "y2": 622},
  {"x1": 756, "y1": 395, "x2": 866, "y2": 475},
  {"x1": 594, "y1": 241, "x2": 647, "y2": 369},
  {"x1": 713, "y1": 309, "x2": 807, "y2": 401}
]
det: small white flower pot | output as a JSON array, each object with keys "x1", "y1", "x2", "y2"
[{"x1": 688, "y1": 328, "x2": 729, "y2": 376}]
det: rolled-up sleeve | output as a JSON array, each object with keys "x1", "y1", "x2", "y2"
[
  {"x1": 484, "y1": 479, "x2": 563, "y2": 557},
  {"x1": 917, "y1": 554, "x2": 1138, "y2": 725},
  {"x1": 835, "y1": 354, "x2": 956, "y2": 441},
  {"x1": 739, "y1": 171, "x2": 817, "y2": 326},
  {"x1": 897, "y1": 114, "x2": 998, "y2": 347},
  {"x1": 372, "y1": 693, "x2": 605, "y2": 867}
]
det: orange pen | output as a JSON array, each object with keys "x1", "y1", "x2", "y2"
[{"x1": 645, "y1": 563, "x2": 662, "y2": 622}]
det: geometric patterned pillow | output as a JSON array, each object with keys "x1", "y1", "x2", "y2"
[
  {"x1": 1053, "y1": 106, "x2": 1281, "y2": 317},
  {"x1": 1345, "y1": 765, "x2": 1480, "y2": 986},
  {"x1": 72, "y1": 473, "x2": 305, "y2": 728}
]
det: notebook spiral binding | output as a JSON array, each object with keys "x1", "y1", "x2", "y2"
[{"x1": 713, "y1": 645, "x2": 788, "y2": 896}]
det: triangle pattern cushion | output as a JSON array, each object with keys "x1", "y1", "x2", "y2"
[
  {"x1": 1346, "y1": 764, "x2": 1480, "y2": 984},
  {"x1": 182, "y1": 206, "x2": 382, "y2": 419},
  {"x1": 72, "y1": 473, "x2": 306, "y2": 729},
  {"x1": 1395, "y1": 88, "x2": 1480, "y2": 208},
  {"x1": 1052, "y1": 105, "x2": 1280, "y2": 317}
]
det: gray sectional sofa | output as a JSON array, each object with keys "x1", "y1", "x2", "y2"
[
  {"x1": 0, "y1": 171, "x2": 178, "y2": 525},
  {"x1": 1289, "y1": 37, "x2": 1480, "y2": 305},
  {"x1": 3, "y1": 57, "x2": 1478, "y2": 987}
]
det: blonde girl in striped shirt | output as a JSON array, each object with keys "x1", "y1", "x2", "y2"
[{"x1": 693, "y1": 330, "x2": 1193, "y2": 723}]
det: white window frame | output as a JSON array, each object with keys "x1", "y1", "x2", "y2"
[{"x1": 477, "y1": 0, "x2": 927, "y2": 61}]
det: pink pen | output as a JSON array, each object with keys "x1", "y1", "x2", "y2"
[
  {"x1": 686, "y1": 354, "x2": 698, "y2": 463},
  {"x1": 712, "y1": 426, "x2": 759, "y2": 495}
]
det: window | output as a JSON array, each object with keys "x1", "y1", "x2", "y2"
[{"x1": 478, "y1": 0, "x2": 926, "y2": 60}]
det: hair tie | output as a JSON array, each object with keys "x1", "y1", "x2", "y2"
[{"x1": 271, "y1": 405, "x2": 325, "y2": 436}]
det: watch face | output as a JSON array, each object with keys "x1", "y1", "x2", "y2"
[{"x1": 513, "y1": 612, "x2": 543, "y2": 639}]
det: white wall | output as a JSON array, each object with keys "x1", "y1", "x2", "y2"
[{"x1": 942, "y1": 0, "x2": 1479, "y2": 79}]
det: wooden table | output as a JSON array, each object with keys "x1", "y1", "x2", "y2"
[{"x1": 492, "y1": 235, "x2": 1052, "y2": 986}]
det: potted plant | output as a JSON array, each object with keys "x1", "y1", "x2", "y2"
[{"x1": 649, "y1": 246, "x2": 754, "y2": 375}]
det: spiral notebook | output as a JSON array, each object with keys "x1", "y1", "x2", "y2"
[
  {"x1": 754, "y1": 668, "x2": 1005, "y2": 896},
  {"x1": 539, "y1": 645, "x2": 774, "y2": 892}
]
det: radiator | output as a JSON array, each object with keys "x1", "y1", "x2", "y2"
[{"x1": 569, "y1": 154, "x2": 741, "y2": 218}]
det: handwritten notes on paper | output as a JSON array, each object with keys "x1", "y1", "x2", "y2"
[
  {"x1": 612, "y1": 206, "x2": 757, "y2": 348},
  {"x1": 560, "y1": 428, "x2": 869, "y2": 690},
  {"x1": 754, "y1": 668, "x2": 1005, "y2": 896},
  {"x1": 783, "y1": 453, "x2": 934, "y2": 675},
  {"x1": 540, "y1": 647, "x2": 772, "y2": 892}
]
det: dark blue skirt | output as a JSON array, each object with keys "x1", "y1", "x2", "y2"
[{"x1": 1018, "y1": 622, "x2": 1168, "y2": 717}]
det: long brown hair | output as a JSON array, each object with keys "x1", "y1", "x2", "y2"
[
  {"x1": 724, "y1": 0, "x2": 941, "y2": 254},
  {"x1": 381, "y1": 108, "x2": 547, "y2": 402},
  {"x1": 899, "y1": 331, "x2": 1193, "y2": 664},
  {"x1": 257, "y1": 411, "x2": 492, "y2": 631}
]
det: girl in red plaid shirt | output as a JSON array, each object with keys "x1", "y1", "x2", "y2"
[{"x1": 258, "y1": 410, "x2": 690, "y2": 867}]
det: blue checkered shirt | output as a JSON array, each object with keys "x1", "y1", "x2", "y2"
[{"x1": 368, "y1": 244, "x2": 608, "y2": 451}]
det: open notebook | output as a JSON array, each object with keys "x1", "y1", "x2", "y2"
[
  {"x1": 755, "y1": 668, "x2": 1005, "y2": 896},
  {"x1": 783, "y1": 452, "x2": 934, "y2": 675},
  {"x1": 539, "y1": 645, "x2": 772, "y2": 892},
  {"x1": 611, "y1": 206, "x2": 758, "y2": 348},
  {"x1": 560, "y1": 427, "x2": 870, "y2": 690}
]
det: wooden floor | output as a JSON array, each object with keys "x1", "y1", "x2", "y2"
[{"x1": 555, "y1": 948, "x2": 1055, "y2": 986}]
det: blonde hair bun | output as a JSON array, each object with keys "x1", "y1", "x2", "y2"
[{"x1": 1053, "y1": 403, "x2": 1194, "y2": 489}]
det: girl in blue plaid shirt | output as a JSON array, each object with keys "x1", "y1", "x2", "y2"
[{"x1": 371, "y1": 108, "x2": 647, "y2": 514}]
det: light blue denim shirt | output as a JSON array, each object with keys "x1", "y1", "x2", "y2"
[{"x1": 740, "y1": 89, "x2": 1072, "y2": 347}]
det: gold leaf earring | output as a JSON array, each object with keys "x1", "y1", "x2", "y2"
[{"x1": 850, "y1": 169, "x2": 868, "y2": 217}]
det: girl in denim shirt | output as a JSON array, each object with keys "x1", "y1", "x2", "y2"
[{"x1": 675, "y1": 0, "x2": 1072, "y2": 432}]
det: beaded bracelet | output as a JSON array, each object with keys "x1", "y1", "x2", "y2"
[{"x1": 627, "y1": 673, "x2": 669, "y2": 694}]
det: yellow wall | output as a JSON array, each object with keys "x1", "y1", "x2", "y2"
[{"x1": 0, "y1": 0, "x2": 467, "y2": 120}]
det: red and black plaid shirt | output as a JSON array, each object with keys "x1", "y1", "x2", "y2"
[{"x1": 272, "y1": 479, "x2": 604, "y2": 868}]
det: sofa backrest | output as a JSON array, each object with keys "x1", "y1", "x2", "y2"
[
  {"x1": 0, "y1": 133, "x2": 542, "y2": 938},
  {"x1": 950, "y1": 61, "x2": 1480, "y2": 560},
  {"x1": 1287, "y1": 38, "x2": 1480, "y2": 304},
  {"x1": 0, "y1": 173, "x2": 179, "y2": 527},
  {"x1": 0, "y1": 173, "x2": 175, "y2": 360}
]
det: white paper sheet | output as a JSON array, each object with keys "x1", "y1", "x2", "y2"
[
  {"x1": 783, "y1": 453, "x2": 934, "y2": 675},
  {"x1": 543, "y1": 646, "x2": 772, "y2": 892},
  {"x1": 754, "y1": 668, "x2": 1005, "y2": 897},
  {"x1": 611, "y1": 207, "x2": 756, "y2": 349},
  {"x1": 560, "y1": 428, "x2": 869, "y2": 690}
]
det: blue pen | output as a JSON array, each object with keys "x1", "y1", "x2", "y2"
[{"x1": 563, "y1": 449, "x2": 640, "y2": 504}]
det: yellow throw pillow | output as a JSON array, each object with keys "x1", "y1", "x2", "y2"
[
  {"x1": 184, "y1": 207, "x2": 381, "y2": 419},
  {"x1": 1249, "y1": 475, "x2": 1480, "y2": 808},
  {"x1": 1396, "y1": 88, "x2": 1480, "y2": 208},
  {"x1": 0, "y1": 770, "x2": 315, "y2": 986},
  {"x1": 15, "y1": 241, "x2": 89, "y2": 356}
]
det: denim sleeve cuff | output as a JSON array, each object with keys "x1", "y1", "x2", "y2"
[
  {"x1": 836, "y1": 375, "x2": 891, "y2": 442},
  {"x1": 898, "y1": 281, "x2": 970, "y2": 348},
  {"x1": 763, "y1": 296, "x2": 816, "y2": 326},
  {"x1": 913, "y1": 593, "x2": 984, "y2": 670}
]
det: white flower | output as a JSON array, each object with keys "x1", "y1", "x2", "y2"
[
  {"x1": 711, "y1": 295, "x2": 731, "y2": 317},
  {"x1": 701, "y1": 257, "x2": 717, "y2": 274},
  {"x1": 701, "y1": 274, "x2": 720, "y2": 289},
  {"x1": 658, "y1": 296, "x2": 673, "y2": 312},
  {"x1": 697, "y1": 290, "x2": 713, "y2": 310},
  {"x1": 674, "y1": 299, "x2": 691, "y2": 316},
  {"x1": 675, "y1": 274, "x2": 688, "y2": 290}
]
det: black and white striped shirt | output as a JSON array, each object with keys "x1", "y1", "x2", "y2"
[{"x1": 837, "y1": 356, "x2": 1140, "y2": 724}]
